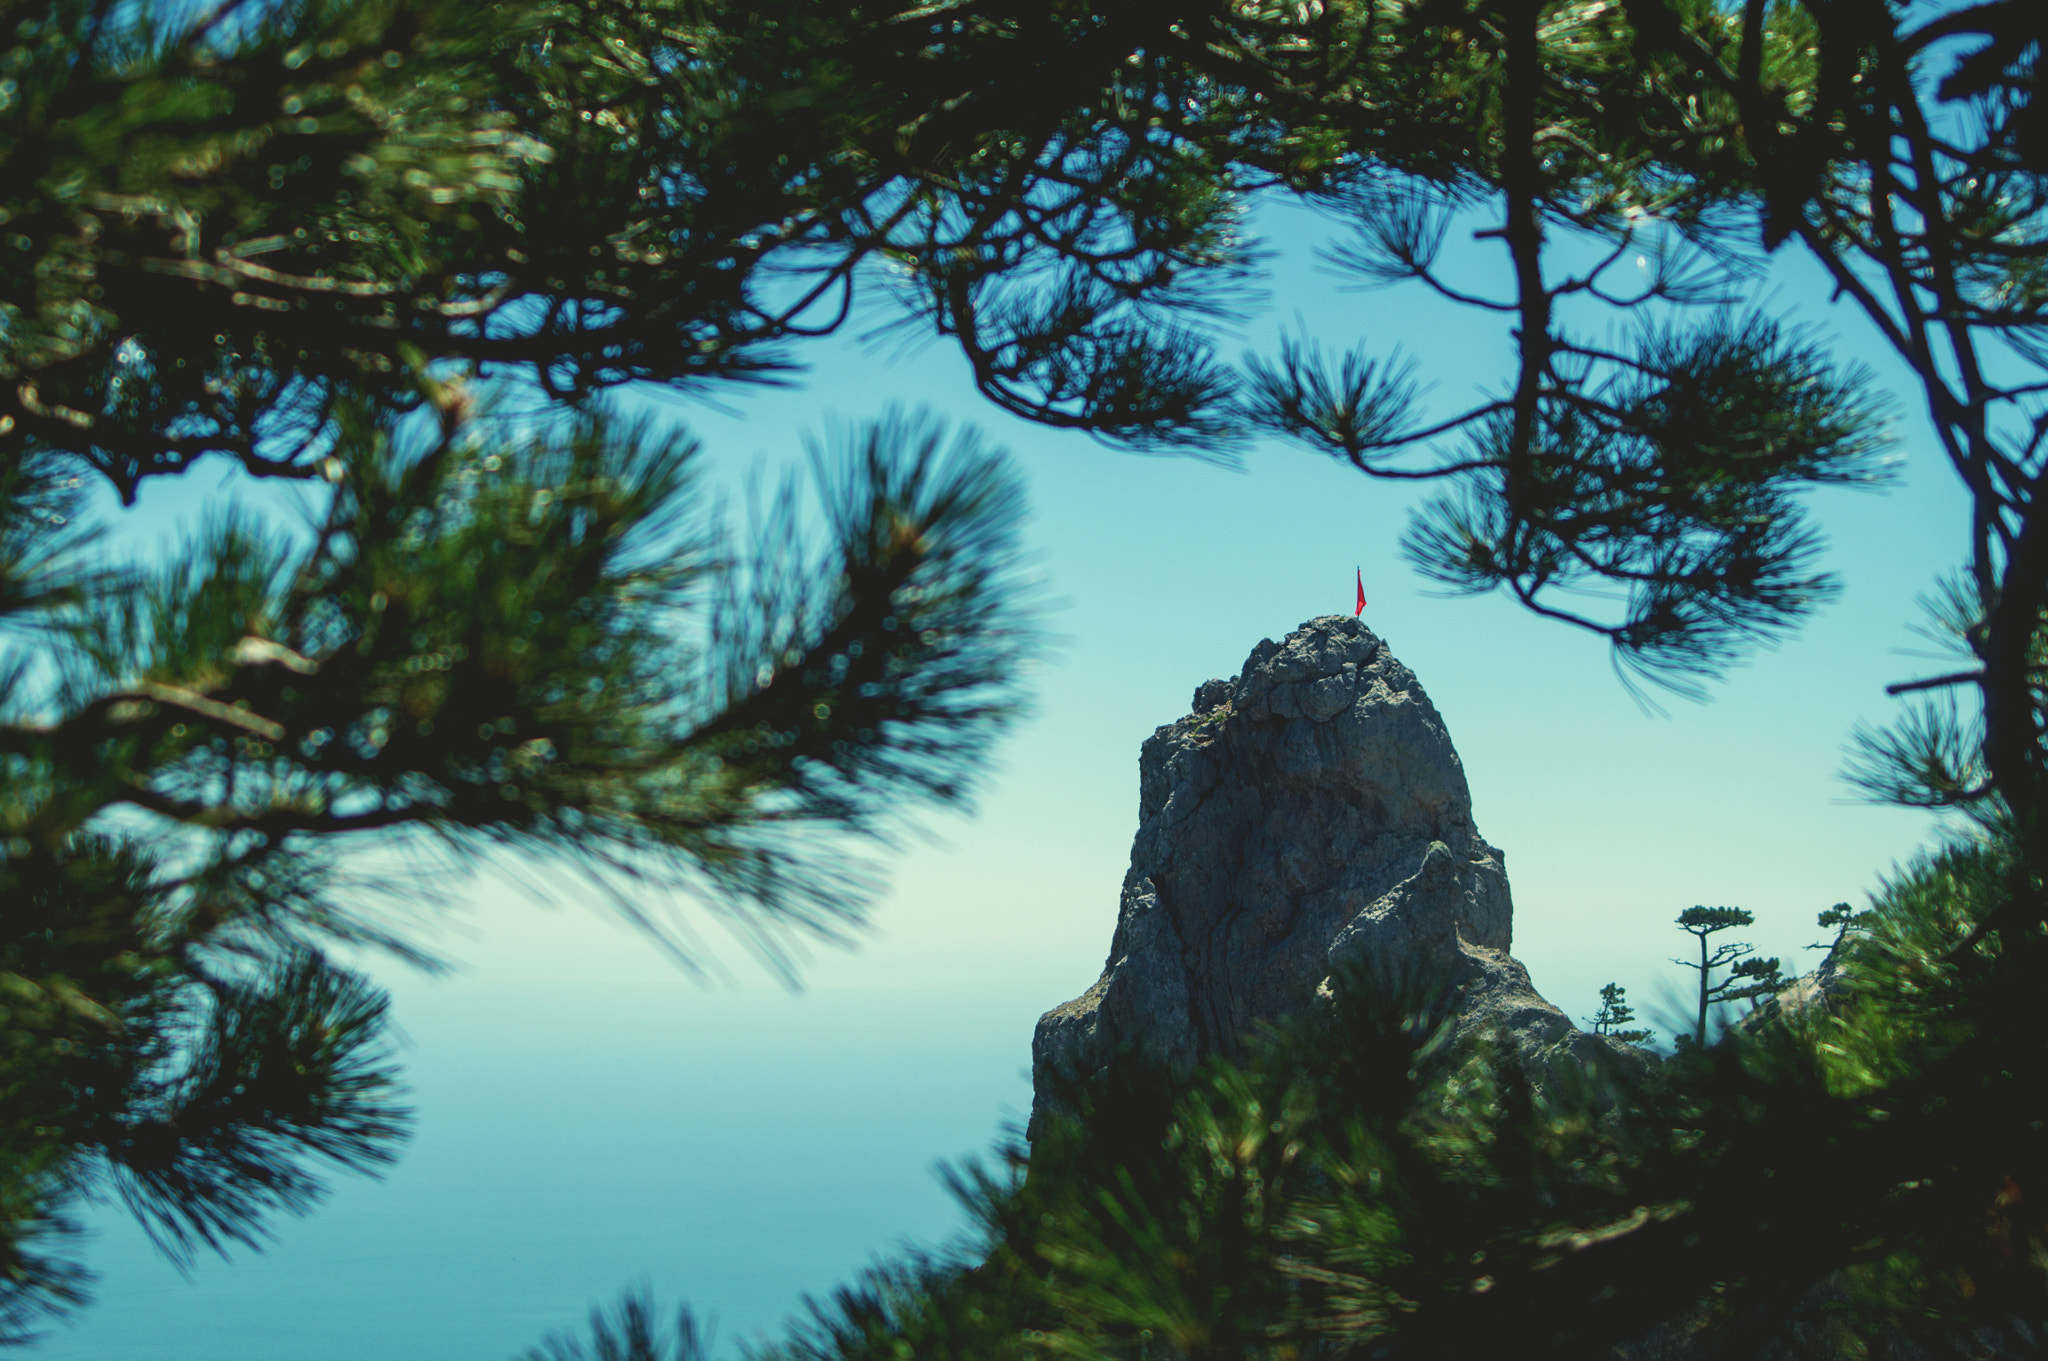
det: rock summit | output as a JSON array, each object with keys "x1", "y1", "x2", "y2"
[{"x1": 1031, "y1": 615, "x2": 1628, "y2": 1127}]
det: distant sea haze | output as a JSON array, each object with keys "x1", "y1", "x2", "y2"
[{"x1": 34, "y1": 977, "x2": 1034, "y2": 1361}]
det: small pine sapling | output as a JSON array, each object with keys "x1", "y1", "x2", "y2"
[
  {"x1": 1588, "y1": 982, "x2": 1656, "y2": 1046},
  {"x1": 1810, "y1": 900, "x2": 1878, "y2": 953}
]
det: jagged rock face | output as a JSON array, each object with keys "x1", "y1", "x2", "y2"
[{"x1": 1032, "y1": 615, "x2": 1623, "y2": 1127}]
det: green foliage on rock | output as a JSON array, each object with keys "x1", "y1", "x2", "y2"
[{"x1": 685, "y1": 826, "x2": 2040, "y2": 1360}]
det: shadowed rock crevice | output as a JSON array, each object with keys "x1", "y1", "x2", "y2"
[{"x1": 1031, "y1": 615, "x2": 1634, "y2": 1130}]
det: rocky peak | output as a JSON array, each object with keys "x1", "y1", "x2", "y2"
[{"x1": 1032, "y1": 615, "x2": 1630, "y2": 1128}]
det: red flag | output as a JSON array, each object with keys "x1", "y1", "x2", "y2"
[{"x1": 1354, "y1": 568, "x2": 1367, "y2": 616}]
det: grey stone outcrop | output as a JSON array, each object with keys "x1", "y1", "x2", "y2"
[{"x1": 1031, "y1": 615, "x2": 1637, "y2": 1129}]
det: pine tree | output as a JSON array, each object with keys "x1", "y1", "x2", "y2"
[
  {"x1": 1811, "y1": 900, "x2": 1877, "y2": 954},
  {"x1": 1670, "y1": 906, "x2": 1784, "y2": 1048},
  {"x1": 1587, "y1": 981, "x2": 1654, "y2": 1047}
]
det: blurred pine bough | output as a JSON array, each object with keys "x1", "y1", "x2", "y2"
[
  {"x1": 0, "y1": 0, "x2": 1069, "y2": 1334},
  {"x1": 5, "y1": 0, "x2": 2047, "y2": 1352}
]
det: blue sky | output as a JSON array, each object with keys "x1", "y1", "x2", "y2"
[{"x1": 32, "y1": 196, "x2": 1959, "y2": 1359}]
